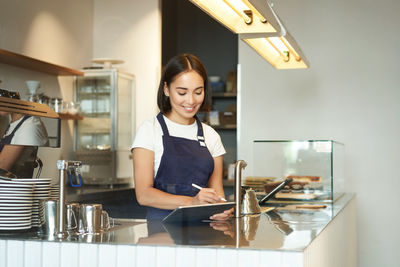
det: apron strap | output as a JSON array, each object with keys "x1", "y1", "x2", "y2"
[
  {"x1": 157, "y1": 113, "x2": 206, "y2": 147},
  {"x1": 156, "y1": 113, "x2": 170, "y2": 136},
  {"x1": 194, "y1": 116, "x2": 207, "y2": 147}
]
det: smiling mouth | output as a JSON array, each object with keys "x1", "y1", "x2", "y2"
[{"x1": 184, "y1": 106, "x2": 195, "y2": 112}]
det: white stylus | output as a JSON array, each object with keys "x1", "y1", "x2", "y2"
[{"x1": 191, "y1": 183, "x2": 227, "y2": 202}]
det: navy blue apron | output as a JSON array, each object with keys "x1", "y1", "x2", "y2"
[
  {"x1": 146, "y1": 113, "x2": 215, "y2": 220},
  {"x1": 0, "y1": 115, "x2": 31, "y2": 152}
]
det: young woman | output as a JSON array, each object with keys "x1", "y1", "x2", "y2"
[{"x1": 131, "y1": 54, "x2": 233, "y2": 220}]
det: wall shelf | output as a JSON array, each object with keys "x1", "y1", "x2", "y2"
[
  {"x1": 213, "y1": 124, "x2": 236, "y2": 130},
  {"x1": 223, "y1": 179, "x2": 234, "y2": 187},
  {"x1": 0, "y1": 48, "x2": 84, "y2": 76},
  {"x1": 58, "y1": 113, "x2": 84, "y2": 120},
  {"x1": 212, "y1": 92, "x2": 237, "y2": 98}
]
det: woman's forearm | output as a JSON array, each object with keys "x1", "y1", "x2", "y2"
[{"x1": 136, "y1": 186, "x2": 193, "y2": 210}]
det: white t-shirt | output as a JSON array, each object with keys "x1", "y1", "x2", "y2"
[
  {"x1": 5, "y1": 116, "x2": 49, "y2": 146},
  {"x1": 131, "y1": 115, "x2": 226, "y2": 177}
]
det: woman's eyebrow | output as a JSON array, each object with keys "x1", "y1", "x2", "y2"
[{"x1": 176, "y1": 86, "x2": 204, "y2": 90}]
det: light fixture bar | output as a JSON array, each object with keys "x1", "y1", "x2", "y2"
[
  {"x1": 189, "y1": 0, "x2": 277, "y2": 34},
  {"x1": 240, "y1": 1, "x2": 308, "y2": 69},
  {"x1": 266, "y1": 38, "x2": 289, "y2": 62},
  {"x1": 265, "y1": 38, "x2": 289, "y2": 62},
  {"x1": 222, "y1": 0, "x2": 252, "y2": 24},
  {"x1": 241, "y1": 0, "x2": 267, "y2": 23},
  {"x1": 189, "y1": 0, "x2": 309, "y2": 69},
  {"x1": 279, "y1": 37, "x2": 301, "y2": 62}
]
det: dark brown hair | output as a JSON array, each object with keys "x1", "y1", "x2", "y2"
[{"x1": 157, "y1": 54, "x2": 211, "y2": 114}]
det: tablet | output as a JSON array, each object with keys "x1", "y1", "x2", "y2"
[{"x1": 162, "y1": 202, "x2": 235, "y2": 223}]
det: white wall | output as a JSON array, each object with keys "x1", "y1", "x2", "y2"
[
  {"x1": 0, "y1": 0, "x2": 94, "y2": 180},
  {"x1": 93, "y1": 0, "x2": 161, "y2": 128},
  {"x1": 238, "y1": 0, "x2": 400, "y2": 266}
]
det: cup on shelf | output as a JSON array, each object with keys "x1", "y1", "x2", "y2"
[
  {"x1": 64, "y1": 101, "x2": 80, "y2": 115},
  {"x1": 50, "y1": 98, "x2": 63, "y2": 113}
]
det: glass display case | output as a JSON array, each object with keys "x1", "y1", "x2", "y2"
[
  {"x1": 73, "y1": 69, "x2": 135, "y2": 185},
  {"x1": 252, "y1": 140, "x2": 344, "y2": 203}
]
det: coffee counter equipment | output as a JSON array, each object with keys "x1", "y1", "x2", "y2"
[
  {"x1": 56, "y1": 160, "x2": 82, "y2": 238},
  {"x1": 0, "y1": 193, "x2": 357, "y2": 267},
  {"x1": 234, "y1": 160, "x2": 262, "y2": 217}
]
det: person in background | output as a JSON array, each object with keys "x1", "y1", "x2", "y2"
[
  {"x1": 0, "y1": 109, "x2": 48, "y2": 177},
  {"x1": 131, "y1": 53, "x2": 233, "y2": 220}
]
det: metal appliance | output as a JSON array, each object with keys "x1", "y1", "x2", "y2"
[{"x1": 73, "y1": 69, "x2": 135, "y2": 185}]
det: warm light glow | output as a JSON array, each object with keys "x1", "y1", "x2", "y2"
[
  {"x1": 190, "y1": 0, "x2": 308, "y2": 69},
  {"x1": 222, "y1": 0, "x2": 252, "y2": 24},
  {"x1": 266, "y1": 38, "x2": 289, "y2": 62},
  {"x1": 241, "y1": 0, "x2": 267, "y2": 23},
  {"x1": 260, "y1": 38, "x2": 280, "y2": 57},
  {"x1": 279, "y1": 37, "x2": 301, "y2": 61},
  {"x1": 268, "y1": 37, "x2": 287, "y2": 53},
  {"x1": 189, "y1": 0, "x2": 276, "y2": 34},
  {"x1": 244, "y1": 37, "x2": 308, "y2": 69}
]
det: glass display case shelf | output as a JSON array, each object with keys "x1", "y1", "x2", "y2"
[
  {"x1": 79, "y1": 113, "x2": 111, "y2": 117},
  {"x1": 77, "y1": 92, "x2": 111, "y2": 96}
]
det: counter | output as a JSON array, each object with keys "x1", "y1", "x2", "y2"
[
  {"x1": 65, "y1": 184, "x2": 147, "y2": 219},
  {"x1": 0, "y1": 194, "x2": 357, "y2": 267}
]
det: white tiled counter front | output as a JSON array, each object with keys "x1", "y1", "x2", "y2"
[{"x1": 0, "y1": 194, "x2": 356, "y2": 267}]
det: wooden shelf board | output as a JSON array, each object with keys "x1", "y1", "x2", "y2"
[
  {"x1": 223, "y1": 179, "x2": 235, "y2": 186},
  {"x1": 212, "y1": 92, "x2": 237, "y2": 98},
  {"x1": 58, "y1": 113, "x2": 83, "y2": 120},
  {"x1": 0, "y1": 48, "x2": 83, "y2": 76},
  {"x1": 213, "y1": 124, "x2": 237, "y2": 130}
]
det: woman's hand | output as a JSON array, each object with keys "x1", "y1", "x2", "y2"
[
  {"x1": 191, "y1": 188, "x2": 222, "y2": 205},
  {"x1": 209, "y1": 207, "x2": 234, "y2": 221}
]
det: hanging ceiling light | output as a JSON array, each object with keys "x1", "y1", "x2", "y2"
[{"x1": 189, "y1": 0, "x2": 309, "y2": 69}]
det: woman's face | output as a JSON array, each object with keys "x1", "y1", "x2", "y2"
[{"x1": 164, "y1": 70, "x2": 205, "y2": 124}]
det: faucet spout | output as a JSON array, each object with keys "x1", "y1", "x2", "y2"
[{"x1": 234, "y1": 160, "x2": 247, "y2": 217}]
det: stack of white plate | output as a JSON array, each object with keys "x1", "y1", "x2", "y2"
[
  {"x1": 0, "y1": 178, "x2": 51, "y2": 230},
  {"x1": 50, "y1": 184, "x2": 60, "y2": 199},
  {"x1": 0, "y1": 180, "x2": 34, "y2": 230}
]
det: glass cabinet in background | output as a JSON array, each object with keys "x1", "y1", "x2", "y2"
[
  {"x1": 251, "y1": 140, "x2": 344, "y2": 203},
  {"x1": 73, "y1": 69, "x2": 135, "y2": 185}
]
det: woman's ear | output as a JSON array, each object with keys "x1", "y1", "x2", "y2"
[{"x1": 163, "y1": 82, "x2": 170, "y2": 97}]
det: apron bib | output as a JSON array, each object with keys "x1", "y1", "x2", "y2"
[{"x1": 146, "y1": 113, "x2": 215, "y2": 220}]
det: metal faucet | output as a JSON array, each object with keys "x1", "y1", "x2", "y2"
[
  {"x1": 55, "y1": 160, "x2": 82, "y2": 238},
  {"x1": 234, "y1": 160, "x2": 247, "y2": 217}
]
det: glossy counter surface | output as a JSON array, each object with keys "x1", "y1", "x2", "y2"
[{"x1": 0, "y1": 194, "x2": 354, "y2": 252}]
